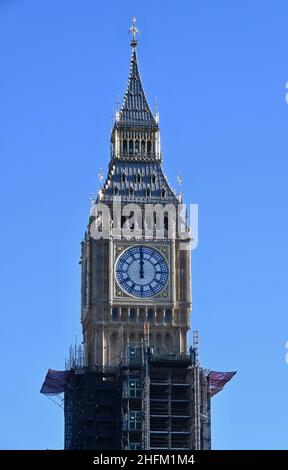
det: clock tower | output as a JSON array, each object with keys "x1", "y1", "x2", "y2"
[
  {"x1": 40, "y1": 18, "x2": 236, "y2": 451},
  {"x1": 81, "y1": 18, "x2": 191, "y2": 368}
]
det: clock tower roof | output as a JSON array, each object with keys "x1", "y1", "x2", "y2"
[
  {"x1": 98, "y1": 19, "x2": 179, "y2": 206},
  {"x1": 114, "y1": 18, "x2": 157, "y2": 130}
]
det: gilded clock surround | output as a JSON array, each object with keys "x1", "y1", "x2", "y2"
[{"x1": 113, "y1": 241, "x2": 173, "y2": 303}]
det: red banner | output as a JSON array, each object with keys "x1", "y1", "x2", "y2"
[
  {"x1": 40, "y1": 368, "x2": 74, "y2": 395},
  {"x1": 208, "y1": 371, "x2": 236, "y2": 397}
]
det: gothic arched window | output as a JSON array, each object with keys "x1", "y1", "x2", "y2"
[
  {"x1": 112, "y1": 307, "x2": 118, "y2": 320},
  {"x1": 151, "y1": 173, "x2": 156, "y2": 184},
  {"x1": 141, "y1": 140, "x2": 145, "y2": 154},
  {"x1": 121, "y1": 308, "x2": 128, "y2": 321},
  {"x1": 135, "y1": 140, "x2": 139, "y2": 154},
  {"x1": 136, "y1": 173, "x2": 141, "y2": 183},
  {"x1": 122, "y1": 172, "x2": 126, "y2": 182},
  {"x1": 164, "y1": 211, "x2": 168, "y2": 231},
  {"x1": 123, "y1": 139, "x2": 127, "y2": 154},
  {"x1": 129, "y1": 186, "x2": 134, "y2": 195},
  {"x1": 148, "y1": 308, "x2": 153, "y2": 322},
  {"x1": 156, "y1": 309, "x2": 163, "y2": 323},
  {"x1": 164, "y1": 309, "x2": 172, "y2": 323},
  {"x1": 146, "y1": 187, "x2": 151, "y2": 197},
  {"x1": 130, "y1": 308, "x2": 136, "y2": 321},
  {"x1": 161, "y1": 188, "x2": 166, "y2": 198},
  {"x1": 114, "y1": 186, "x2": 119, "y2": 195},
  {"x1": 139, "y1": 308, "x2": 145, "y2": 322},
  {"x1": 147, "y1": 140, "x2": 151, "y2": 155},
  {"x1": 129, "y1": 139, "x2": 133, "y2": 154}
]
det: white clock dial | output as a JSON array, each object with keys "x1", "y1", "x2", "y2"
[{"x1": 115, "y1": 246, "x2": 168, "y2": 298}]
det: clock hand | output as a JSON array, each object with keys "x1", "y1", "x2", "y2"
[{"x1": 139, "y1": 246, "x2": 144, "y2": 279}]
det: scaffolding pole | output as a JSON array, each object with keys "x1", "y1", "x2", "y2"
[
  {"x1": 193, "y1": 330, "x2": 201, "y2": 450},
  {"x1": 143, "y1": 322, "x2": 150, "y2": 450}
]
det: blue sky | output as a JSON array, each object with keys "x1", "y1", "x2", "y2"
[{"x1": 0, "y1": 0, "x2": 288, "y2": 450}]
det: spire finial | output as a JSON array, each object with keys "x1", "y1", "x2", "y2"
[{"x1": 129, "y1": 16, "x2": 140, "y2": 48}]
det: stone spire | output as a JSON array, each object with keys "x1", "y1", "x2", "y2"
[{"x1": 115, "y1": 17, "x2": 157, "y2": 129}]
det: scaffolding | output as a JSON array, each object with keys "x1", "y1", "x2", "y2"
[
  {"x1": 119, "y1": 329, "x2": 211, "y2": 450},
  {"x1": 59, "y1": 333, "x2": 212, "y2": 450},
  {"x1": 143, "y1": 323, "x2": 150, "y2": 450},
  {"x1": 64, "y1": 366, "x2": 121, "y2": 449},
  {"x1": 193, "y1": 331, "x2": 201, "y2": 450},
  {"x1": 40, "y1": 330, "x2": 238, "y2": 449}
]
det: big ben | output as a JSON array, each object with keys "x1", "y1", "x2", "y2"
[
  {"x1": 41, "y1": 18, "x2": 236, "y2": 451},
  {"x1": 81, "y1": 18, "x2": 191, "y2": 369}
]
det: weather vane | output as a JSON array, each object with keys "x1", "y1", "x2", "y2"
[{"x1": 129, "y1": 16, "x2": 140, "y2": 47}]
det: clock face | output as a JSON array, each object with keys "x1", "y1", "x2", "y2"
[{"x1": 115, "y1": 246, "x2": 168, "y2": 298}]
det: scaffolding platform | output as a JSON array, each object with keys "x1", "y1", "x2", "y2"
[{"x1": 63, "y1": 347, "x2": 211, "y2": 450}]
